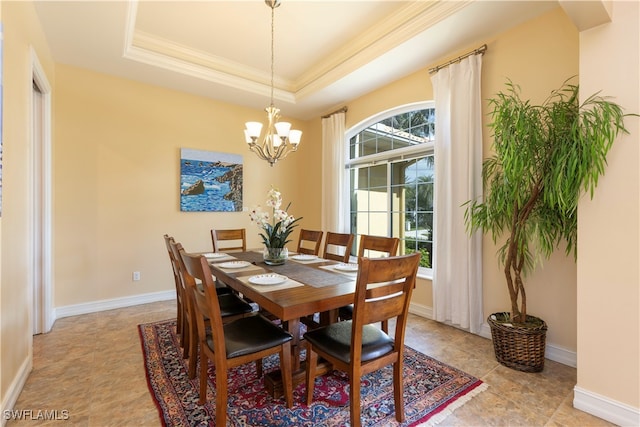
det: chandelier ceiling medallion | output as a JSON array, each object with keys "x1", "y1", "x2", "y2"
[{"x1": 244, "y1": 0, "x2": 302, "y2": 167}]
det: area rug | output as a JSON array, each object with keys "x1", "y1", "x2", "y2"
[{"x1": 139, "y1": 319, "x2": 487, "y2": 427}]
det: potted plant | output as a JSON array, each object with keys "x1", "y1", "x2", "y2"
[
  {"x1": 464, "y1": 78, "x2": 632, "y2": 372},
  {"x1": 249, "y1": 186, "x2": 301, "y2": 265}
]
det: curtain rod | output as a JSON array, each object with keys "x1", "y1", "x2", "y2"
[
  {"x1": 428, "y1": 44, "x2": 487, "y2": 74},
  {"x1": 321, "y1": 106, "x2": 348, "y2": 119}
]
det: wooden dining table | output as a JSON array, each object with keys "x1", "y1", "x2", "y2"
[{"x1": 207, "y1": 250, "x2": 359, "y2": 396}]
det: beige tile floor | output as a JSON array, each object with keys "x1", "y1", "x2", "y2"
[{"x1": 8, "y1": 300, "x2": 615, "y2": 427}]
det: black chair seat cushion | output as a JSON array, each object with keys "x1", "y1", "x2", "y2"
[
  {"x1": 215, "y1": 279, "x2": 234, "y2": 295},
  {"x1": 218, "y1": 293, "x2": 254, "y2": 318},
  {"x1": 338, "y1": 304, "x2": 354, "y2": 319},
  {"x1": 303, "y1": 320, "x2": 394, "y2": 364},
  {"x1": 196, "y1": 280, "x2": 233, "y2": 295},
  {"x1": 208, "y1": 314, "x2": 293, "y2": 359}
]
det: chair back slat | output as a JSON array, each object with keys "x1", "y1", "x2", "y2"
[
  {"x1": 297, "y1": 229, "x2": 324, "y2": 255},
  {"x1": 357, "y1": 235, "x2": 399, "y2": 261},
  {"x1": 323, "y1": 232, "x2": 354, "y2": 263},
  {"x1": 211, "y1": 228, "x2": 246, "y2": 252}
]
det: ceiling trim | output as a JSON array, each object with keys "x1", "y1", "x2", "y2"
[
  {"x1": 123, "y1": 0, "x2": 296, "y2": 103},
  {"x1": 294, "y1": 0, "x2": 472, "y2": 98},
  {"x1": 122, "y1": 0, "x2": 473, "y2": 105}
]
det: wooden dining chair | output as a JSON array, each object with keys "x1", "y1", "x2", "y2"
[
  {"x1": 171, "y1": 240, "x2": 254, "y2": 379},
  {"x1": 296, "y1": 229, "x2": 324, "y2": 256},
  {"x1": 211, "y1": 228, "x2": 246, "y2": 252},
  {"x1": 210, "y1": 228, "x2": 247, "y2": 294},
  {"x1": 304, "y1": 252, "x2": 421, "y2": 427},
  {"x1": 339, "y1": 234, "x2": 400, "y2": 331},
  {"x1": 163, "y1": 234, "x2": 185, "y2": 346},
  {"x1": 322, "y1": 231, "x2": 355, "y2": 263},
  {"x1": 179, "y1": 249, "x2": 294, "y2": 424},
  {"x1": 357, "y1": 234, "x2": 399, "y2": 261}
]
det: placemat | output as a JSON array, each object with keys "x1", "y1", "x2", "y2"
[
  {"x1": 238, "y1": 274, "x2": 305, "y2": 292},
  {"x1": 289, "y1": 254, "x2": 327, "y2": 264},
  {"x1": 215, "y1": 262, "x2": 262, "y2": 274},
  {"x1": 204, "y1": 253, "x2": 236, "y2": 263},
  {"x1": 319, "y1": 264, "x2": 359, "y2": 277}
]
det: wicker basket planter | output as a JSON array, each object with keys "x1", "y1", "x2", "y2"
[{"x1": 487, "y1": 312, "x2": 548, "y2": 373}]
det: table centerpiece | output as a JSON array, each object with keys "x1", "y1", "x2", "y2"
[{"x1": 249, "y1": 187, "x2": 301, "y2": 265}]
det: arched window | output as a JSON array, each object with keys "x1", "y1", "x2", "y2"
[{"x1": 346, "y1": 102, "x2": 434, "y2": 272}]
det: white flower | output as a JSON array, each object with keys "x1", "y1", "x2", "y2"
[{"x1": 265, "y1": 188, "x2": 282, "y2": 209}]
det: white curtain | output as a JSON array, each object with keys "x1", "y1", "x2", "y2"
[
  {"x1": 321, "y1": 111, "x2": 347, "y2": 232},
  {"x1": 431, "y1": 54, "x2": 484, "y2": 334}
]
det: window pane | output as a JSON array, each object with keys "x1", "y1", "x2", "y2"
[
  {"x1": 369, "y1": 164, "x2": 386, "y2": 189},
  {"x1": 368, "y1": 212, "x2": 388, "y2": 236},
  {"x1": 349, "y1": 108, "x2": 434, "y2": 159}
]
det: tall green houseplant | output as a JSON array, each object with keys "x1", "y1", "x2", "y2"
[{"x1": 465, "y1": 79, "x2": 630, "y2": 325}]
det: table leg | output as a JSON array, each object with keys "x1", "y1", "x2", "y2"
[
  {"x1": 319, "y1": 309, "x2": 338, "y2": 326},
  {"x1": 286, "y1": 318, "x2": 301, "y2": 371}
]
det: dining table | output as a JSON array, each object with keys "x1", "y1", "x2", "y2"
[{"x1": 206, "y1": 249, "x2": 360, "y2": 397}]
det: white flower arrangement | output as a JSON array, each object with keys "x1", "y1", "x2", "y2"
[{"x1": 249, "y1": 187, "x2": 300, "y2": 249}]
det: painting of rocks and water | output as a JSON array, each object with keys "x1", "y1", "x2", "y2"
[{"x1": 180, "y1": 148, "x2": 243, "y2": 212}]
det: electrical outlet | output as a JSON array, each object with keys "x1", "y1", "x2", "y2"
[{"x1": 133, "y1": 271, "x2": 141, "y2": 281}]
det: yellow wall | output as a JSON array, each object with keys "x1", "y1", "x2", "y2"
[
  {"x1": 0, "y1": 0, "x2": 55, "y2": 409},
  {"x1": 577, "y1": 0, "x2": 639, "y2": 410},
  {"x1": 53, "y1": 64, "x2": 321, "y2": 307},
  {"x1": 343, "y1": 7, "x2": 579, "y2": 350}
]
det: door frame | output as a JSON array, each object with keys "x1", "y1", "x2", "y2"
[{"x1": 30, "y1": 48, "x2": 53, "y2": 334}]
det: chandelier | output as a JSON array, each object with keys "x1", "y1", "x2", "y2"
[{"x1": 244, "y1": 0, "x2": 302, "y2": 167}]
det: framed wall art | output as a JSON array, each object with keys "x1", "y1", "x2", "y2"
[{"x1": 180, "y1": 148, "x2": 243, "y2": 212}]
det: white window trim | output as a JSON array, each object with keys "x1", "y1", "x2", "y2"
[{"x1": 345, "y1": 101, "x2": 435, "y2": 276}]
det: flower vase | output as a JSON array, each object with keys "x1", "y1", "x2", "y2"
[{"x1": 263, "y1": 247, "x2": 288, "y2": 266}]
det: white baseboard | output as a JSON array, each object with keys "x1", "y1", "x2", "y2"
[
  {"x1": 1, "y1": 357, "x2": 32, "y2": 427},
  {"x1": 54, "y1": 290, "x2": 175, "y2": 319},
  {"x1": 574, "y1": 386, "x2": 640, "y2": 426},
  {"x1": 409, "y1": 302, "x2": 433, "y2": 319}
]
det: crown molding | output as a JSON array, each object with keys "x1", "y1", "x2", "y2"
[
  {"x1": 122, "y1": 0, "x2": 472, "y2": 104},
  {"x1": 294, "y1": 1, "x2": 472, "y2": 98},
  {"x1": 123, "y1": 1, "x2": 296, "y2": 103}
]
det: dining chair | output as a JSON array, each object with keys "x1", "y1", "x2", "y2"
[
  {"x1": 211, "y1": 228, "x2": 246, "y2": 252},
  {"x1": 171, "y1": 240, "x2": 254, "y2": 379},
  {"x1": 163, "y1": 234, "x2": 185, "y2": 347},
  {"x1": 179, "y1": 249, "x2": 294, "y2": 424},
  {"x1": 210, "y1": 228, "x2": 247, "y2": 294},
  {"x1": 296, "y1": 229, "x2": 324, "y2": 256},
  {"x1": 304, "y1": 252, "x2": 421, "y2": 427},
  {"x1": 357, "y1": 234, "x2": 400, "y2": 260},
  {"x1": 305, "y1": 231, "x2": 355, "y2": 326},
  {"x1": 339, "y1": 234, "x2": 400, "y2": 331},
  {"x1": 322, "y1": 231, "x2": 355, "y2": 263}
]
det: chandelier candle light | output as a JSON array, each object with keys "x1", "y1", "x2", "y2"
[{"x1": 244, "y1": 0, "x2": 302, "y2": 167}]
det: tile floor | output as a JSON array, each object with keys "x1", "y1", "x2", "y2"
[{"x1": 8, "y1": 300, "x2": 615, "y2": 426}]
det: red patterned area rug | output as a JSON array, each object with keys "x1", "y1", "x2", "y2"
[{"x1": 139, "y1": 319, "x2": 487, "y2": 427}]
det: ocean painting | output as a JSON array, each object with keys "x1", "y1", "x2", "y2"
[{"x1": 180, "y1": 148, "x2": 243, "y2": 212}]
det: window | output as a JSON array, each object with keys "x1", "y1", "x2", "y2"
[{"x1": 346, "y1": 104, "x2": 434, "y2": 271}]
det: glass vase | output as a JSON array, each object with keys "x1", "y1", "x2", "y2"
[{"x1": 263, "y1": 247, "x2": 288, "y2": 266}]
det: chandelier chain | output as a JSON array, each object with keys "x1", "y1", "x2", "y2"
[{"x1": 270, "y1": 3, "x2": 275, "y2": 107}]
